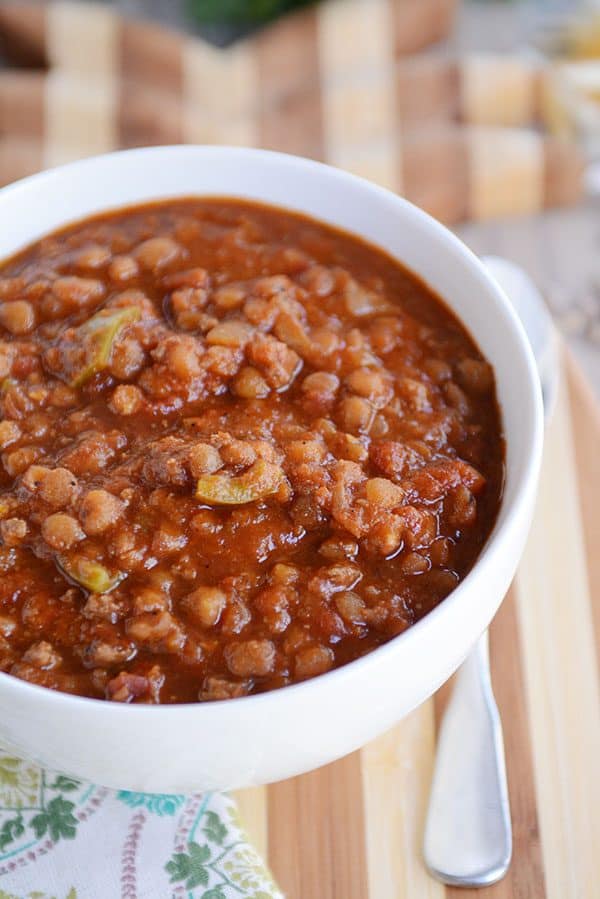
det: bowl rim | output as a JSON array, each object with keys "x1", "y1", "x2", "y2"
[{"x1": 0, "y1": 145, "x2": 544, "y2": 715}]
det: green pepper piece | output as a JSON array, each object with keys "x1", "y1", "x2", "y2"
[
  {"x1": 69, "y1": 306, "x2": 141, "y2": 387},
  {"x1": 196, "y1": 459, "x2": 284, "y2": 505},
  {"x1": 59, "y1": 556, "x2": 125, "y2": 594}
]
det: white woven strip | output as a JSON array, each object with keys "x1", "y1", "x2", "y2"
[
  {"x1": 318, "y1": 0, "x2": 401, "y2": 191},
  {"x1": 45, "y1": 2, "x2": 118, "y2": 165},
  {"x1": 468, "y1": 126, "x2": 544, "y2": 220},
  {"x1": 182, "y1": 38, "x2": 258, "y2": 147},
  {"x1": 461, "y1": 54, "x2": 538, "y2": 127}
]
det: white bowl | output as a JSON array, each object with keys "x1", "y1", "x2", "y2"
[{"x1": 0, "y1": 147, "x2": 543, "y2": 792}]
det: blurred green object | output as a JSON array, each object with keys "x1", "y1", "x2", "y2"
[{"x1": 187, "y1": 0, "x2": 315, "y2": 26}]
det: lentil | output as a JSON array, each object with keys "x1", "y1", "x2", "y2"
[{"x1": 0, "y1": 198, "x2": 503, "y2": 703}]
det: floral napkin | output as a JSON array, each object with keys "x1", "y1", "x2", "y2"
[{"x1": 0, "y1": 747, "x2": 283, "y2": 899}]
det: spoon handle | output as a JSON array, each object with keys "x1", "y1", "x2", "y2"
[{"x1": 423, "y1": 631, "x2": 512, "y2": 887}]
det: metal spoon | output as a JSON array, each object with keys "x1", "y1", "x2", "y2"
[{"x1": 423, "y1": 257, "x2": 558, "y2": 887}]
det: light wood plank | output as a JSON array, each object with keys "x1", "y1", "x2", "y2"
[
  {"x1": 361, "y1": 702, "x2": 444, "y2": 899},
  {"x1": 232, "y1": 786, "x2": 268, "y2": 860},
  {"x1": 566, "y1": 353, "x2": 600, "y2": 665},
  {"x1": 515, "y1": 358, "x2": 600, "y2": 899},
  {"x1": 267, "y1": 751, "x2": 368, "y2": 899},
  {"x1": 443, "y1": 589, "x2": 547, "y2": 899}
]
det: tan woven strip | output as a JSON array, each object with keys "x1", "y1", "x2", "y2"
[
  {"x1": 0, "y1": 136, "x2": 43, "y2": 187},
  {"x1": 119, "y1": 17, "x2": 184, "y2": 146},
  {"x1": 0, "y1": 3, "x2": 47, "y2": 68},
  {"x1": 515, "y1": 358, "x2": 600, "y2": 899},
  {"x1": 182, "y1": 39, "x2": 258, "y2": 147},
  {"x1": 467, "y1": 127, "x2": 544, "y2": 220},
  {"x1": 400, "y1": 127, "x2": 469, "y2": 224},
  {"x1": 543, "y1": 138, "x2": 585, "y2": 208},
  {"x1": 361, "y1": 704, "x2": 445, "y2": 899},
  {"x1": 461, "y1": 55, "x2": 538, "y2": 127},
  {"x1": 317, "y1": 0, "x2": 400, "y2": 190},
  {"x1": 44, "y1": 1, "x2": 118, "y2": 165},
  {"x1": 118, "y1": 80, "x2": 184, "y2": 149},
  {"x1": 120, "y1": 17, "x2": 184, "y2": 96},
  {"x1": 396, "y1": 57, "x2": 460, "y2": 127},
  {"x1": 256, "y1": 8, "x2": 324, "y2": 160},
  {"x1": 392, "y1": 0, "x2": 459, "y2": 56},
  {"x1": 0, "y1": 71, "x2": 45, "y2": 138}
]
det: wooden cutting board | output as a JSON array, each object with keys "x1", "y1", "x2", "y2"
[
  {"x1": 0, "y1": 3, "x2": 598, "y2": 897},
  {"x1": 233, "y1": 348, "x2": 600, "y2": 899}
]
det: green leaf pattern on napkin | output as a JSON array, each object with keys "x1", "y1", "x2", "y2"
[
  {"x1": 165, "y1": 798, "x2": 282, "y2": 898},
  {"x1": 0, "y1": 763, "x2": 91, "y2": 855},
  {"x1": 116, "y1": 790, "x2": 185, "y2": 816},
  {"x1": 0, "y1": 749, "x2": 283, "y2": 898}
]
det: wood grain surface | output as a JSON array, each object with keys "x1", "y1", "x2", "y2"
[{"x1": 0, "y1": 2, "x2": 597, "y2": 896}]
